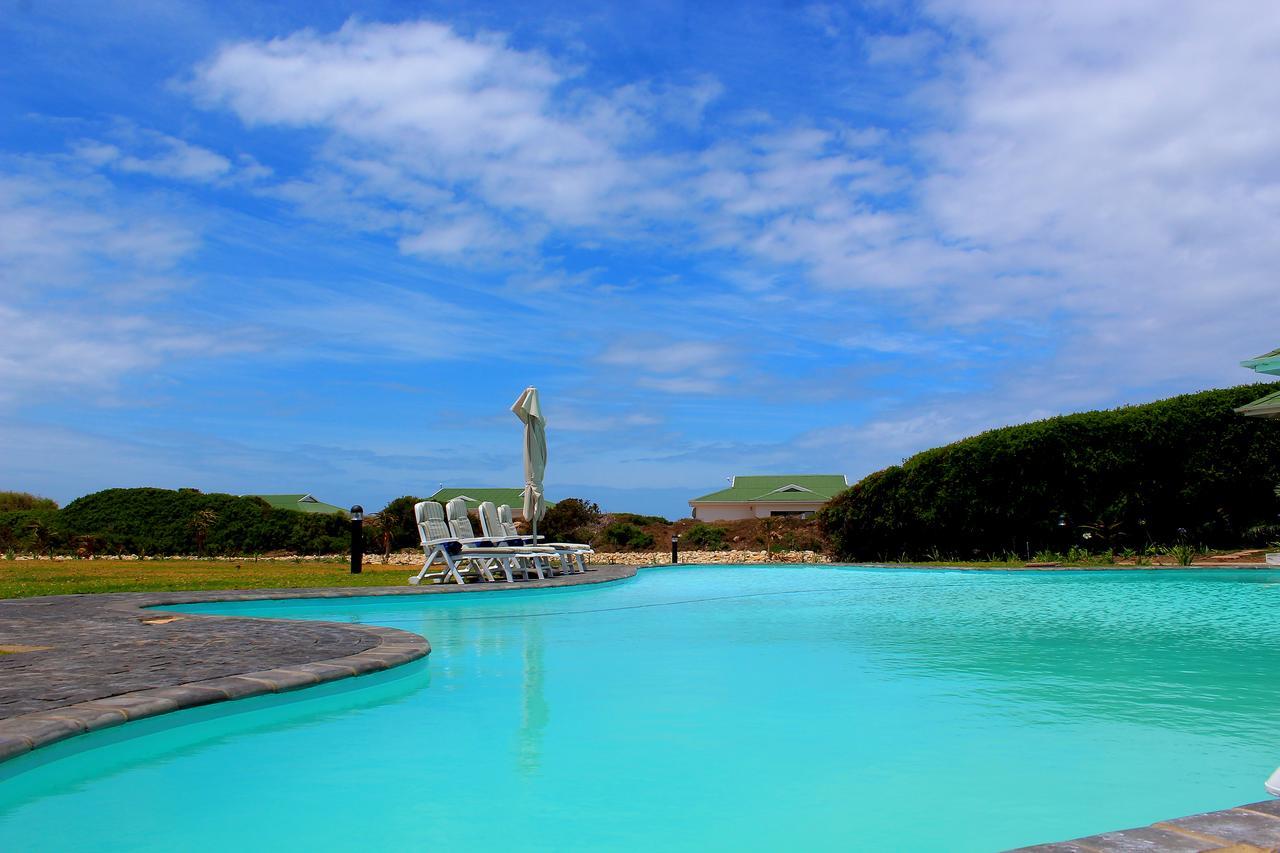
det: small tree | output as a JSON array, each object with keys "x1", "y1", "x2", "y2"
[
  {"x1": 366, "y1": 513, "x2": 395, "y2": 563},
  {"x1": 376, "y1": 496, "x2": 425, "y2": 550},
  {"x1": 27, "y1": 518, "x2": 55, "y2": 557},
  {"x1": 683, "y1": 523, "x2": 727, "y2": 550},
  {"x1": 542, "y1": 498, "x2": 602, "y2": 543},
  {"x1": 189, "y1": 508, "x2": 219, "y2": 555}
]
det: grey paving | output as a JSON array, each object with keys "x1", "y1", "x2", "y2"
[
  {"x1": 1011, "y1": 800, "x2": 1280, "y2": 851},
  {"x1": 0, "y1": 565, "x2": 635, "y2": 762}
]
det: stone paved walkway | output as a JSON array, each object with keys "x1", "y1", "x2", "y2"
[
  {"x1": 1013, "y1": 798, "x2": 1280, "y2": 851},
  {"x1": 0, "y1": 565, "x2": 635, "y2": 762}
]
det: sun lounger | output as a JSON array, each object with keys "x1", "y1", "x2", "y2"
[
  {"x1": 474, "y1": 500, "x2": 573, "y2": 575},
  {"x1": 408, "y1": 501, "x2": 544, "y2": 585},
  {"x1": 494, "y1": 503, "x2": 594, "y2": 573},
  {"x1": 443, "y1": 498, "x2": 553, "y2": 581}
]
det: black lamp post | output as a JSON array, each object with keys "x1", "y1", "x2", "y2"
[
  {"x1": 671, "y1": 534, "x2": 679, "y2": 565},
  {"x1": 349, "y1": 505, "x2": 363, "y2": 574}
]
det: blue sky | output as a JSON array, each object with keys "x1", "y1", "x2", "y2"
[{"x1": 2, "y1": 0, "x2": 1279, "y2": 518}]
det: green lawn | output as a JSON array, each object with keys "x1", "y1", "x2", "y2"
[{"x1": 0, "y1": 559, "x2": 420, "y2": 599}]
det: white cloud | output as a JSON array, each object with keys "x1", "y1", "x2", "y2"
[
  {"x1": 74, "y1": 130, "x2": 233, "y2": 183},
  {"x1": 0, "y1": 164, "x2": 197, "y2": 295},
  {"x1": 597, "y1": 340, "x2": 736, "y2": 395},
  {"x1": 0, "y1": 303, "x2": 240, "y2": 402},
  {"x1": 192, "y1": 19, "x2": 713, "y2": 234}
]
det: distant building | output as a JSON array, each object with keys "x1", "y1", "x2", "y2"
[
  {"x1": 244, "y1": 493, "x2": 348, "y2": 515},
  {"x1": 428, "y1": 488, "x2": 553, "y2": 520},
  {"x1": 688, "y1": 475, "x2": 848, "y2": 521}
]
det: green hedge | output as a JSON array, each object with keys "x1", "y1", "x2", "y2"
[
  {"x1": 2, "y1": 487, "x2": 352, "y2": 556},
  {"x1": 819, "y1": 385, "x2": 1280, "y2": 560}
]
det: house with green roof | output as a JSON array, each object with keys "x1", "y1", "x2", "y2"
[
  {"x1": 428, "y1": 487, "x2": 552, "y2": 520},
  {"x1": 689, "y1": 475, "x2": 848, "y2": 521},
  {"x1": 1238, "y1": 347, "x2": 1280, "y2": 418},
  {"x1": 243, "y1": 494, "x2": 348, "y2": 515}
]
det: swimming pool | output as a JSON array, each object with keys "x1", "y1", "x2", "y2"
[{"x1": 2, "y1": 566, "x2": 1278, "y2": 851}]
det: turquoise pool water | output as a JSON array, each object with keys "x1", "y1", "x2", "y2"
[{"x1": 2, "y1": 566, "x2": 1279, "y2": 851}]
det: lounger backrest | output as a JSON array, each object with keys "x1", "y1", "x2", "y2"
[
  {"x1": 446, "y1": 497, "x2": 479, "y2": 539},
  {"x1": 415, "y1": 501, "x2": 453, "y2": 544},
  {"x1": 478, "y1": 501, "x2": 504, "y2": 539},
  {"x1": 497, "y1": 504, "x2": 521, "y2": 538}
]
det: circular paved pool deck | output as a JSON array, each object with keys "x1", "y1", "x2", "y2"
[{"x1": 2, "y1": 562, "x2": 1278, "y2": 852}]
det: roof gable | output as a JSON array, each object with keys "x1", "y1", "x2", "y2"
[
  {"x1": 244, "y1": 494, "x2": 348, "y2": 515},
  {"x1": 690, "y1": 474, "x2": 848, "y2": 504}
]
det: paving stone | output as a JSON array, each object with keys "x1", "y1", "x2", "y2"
[
  {"x1": 1072, "y1": 825, "x2": 1226, "y2": 851},
  {"x1": 1238, "y1": 801, "x2": 1280, "y2": 819},
  {"x1": 189, "y1": 676, "x2": 279, "y2": 700},
  {"x1": 1158, "y1": 809, "x2": 1280, "y2": 847},
  {"x1": 0, "y1": 735, "x2": 33, "y2": 761}
]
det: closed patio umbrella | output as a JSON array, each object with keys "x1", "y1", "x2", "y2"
[{"x1": 511, "y1": 386, "x2": 547, "y2": 539}]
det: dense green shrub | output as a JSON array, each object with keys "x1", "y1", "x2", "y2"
[
  {"x1": 820, "y1": 385, "x2": 1280, "y2": 561},
  {"x1": 598, "y1": 521, "x2": 654, "y2": 550},
  {"x1": 1243, "y1": 523, "x2": 1280, "y2": 547},
  {"x1": 58, "y1": 488, "x2": 349, "y2": 556},
  {"x1": 540, "y1": 498, "x2": 601, "y2": 543},
  {"x1": 373, "y1": 496, "x2": 425, "y2": 550},
  {"x1": 0, "y1": 492, "x2": 58, "y2": 512},
  {"x1": 611, "y1": 512, "x2": 670, "y2": 526},
  {"x1": 683, "y1": 523, "x2": 727, "y2": 550},
  {"x1": 0, "y1": 509, "x2": 63, "y2": 554}
]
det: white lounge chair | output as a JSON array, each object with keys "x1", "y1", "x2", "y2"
[
  {"x1": 443, "y1": 498, "x2": 552, "y2": 581},
  {"x1": 408, "y1": 501, "x2": 542, "y2": 585},
  {"x1": 490, "y1": 502, "x2": 593, "y2": 574}
]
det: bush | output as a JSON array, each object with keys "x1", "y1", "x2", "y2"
[
  {"x1": 611, "y1": 512, "x2": 670, "y2": 526},
  {"x1": 0, "y1": 509, "x2": 63, "y2": 554},
  {"x1": 374, "y1": 496, "x2": 424, "y2": 550},
  {"x1": 58, "y1": 488, "x2": 350, "y2": 556},
  {"x1": 820, "y1": 385, "x2": 1280, "y2": 561},
  {"x1": 598, "y1": 522, "x2": 654, "y2": 550},
  {"x1": 1243, "y1": 523, "x2": 1280, "y2": 547},
  {"x1": 683, "y1": 523, "x2": 727, "y2": 550},
  {"x1": 541, "y1": 498, "x2": 602, "y2": 543},
  {"x1": 0, "y1": 491, "x2": 58, "y2": 512}
]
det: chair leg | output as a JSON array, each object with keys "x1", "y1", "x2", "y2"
[
  {"x1": 443, "y1": 552, "x2": 467, "y2": 585},
  {"x1": 410, "y1": 547, "x2": 443, "y2": 585}
]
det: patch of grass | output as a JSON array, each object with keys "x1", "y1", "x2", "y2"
[{"x1": 0, "y1": 560, "x2": 421, "y2": 599}]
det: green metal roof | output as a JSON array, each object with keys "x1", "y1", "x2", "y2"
[
  {"x1": 1242, "y1": 348, "x2": 1280, "y2": 376},
  {"x1": 690, "y1": 475, "x2": 848, "y2": 504},
  {"x1": 245, "y1": 494, "x2": 349, "y2": 515},
  {"x1": 428, "y1": 488, "x2": 553, "y2": 509},
  {"x1": 1236, "y1": 388, "x2": 1280, "y2": 418}
]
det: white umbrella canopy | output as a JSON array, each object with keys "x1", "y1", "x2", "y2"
[{"x1": 511, "y1": 386, "x2": 547, "y2": 536}]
